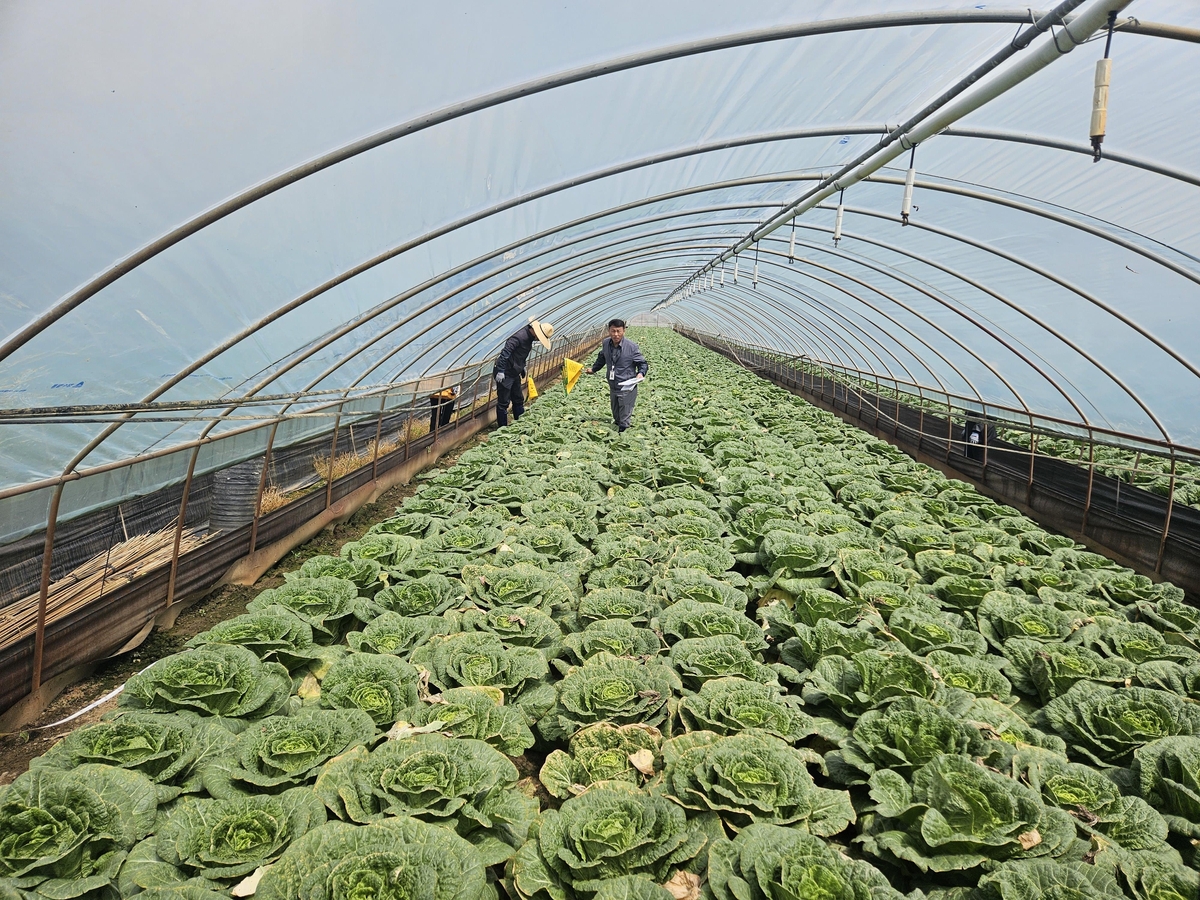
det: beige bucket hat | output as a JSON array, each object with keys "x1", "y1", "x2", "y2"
[{"x1": 530, "y1": 317, "x2": 554, "y2": 349}]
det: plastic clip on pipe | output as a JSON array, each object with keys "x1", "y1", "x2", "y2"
[
  {"x1": 833, "y1": 188, "x2": 846, "y2": 246},
  {"x1": 1091, "y1": 11, "x2": 1117, "y2": 162},
  {"x1": 901, "y1": 145, "x2": 917, "y2": 225}
]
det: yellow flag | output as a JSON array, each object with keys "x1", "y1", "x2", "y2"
[
  {"x1": 526, "y1": 374, "x2": 539, "y2": 400},
  {"x1": 562, "y1": 357, "x2": 584, "y2": 394}
]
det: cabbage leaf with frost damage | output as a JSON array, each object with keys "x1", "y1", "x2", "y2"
[
  {"x1": 396, "y1": 686, "x2": 536, "y2": 755},
  {"x1": 539, "y1": 722, "x2": 662, "y2": 798}
]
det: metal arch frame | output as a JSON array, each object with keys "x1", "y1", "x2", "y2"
[
  {"x1": 802, "y1": 209, "x2": 1172, "y2": 440},
  {"x1": 673, "y1": 294, "x2": 848, "y2": 374},
  {"x1": 31, "y1": 132, "x2": 1200, "y2": 477},
  {"x1": 136, "y1": 222, "x2": 764, "y2": 448},
  {"x1": 763, "y1": 239, "x2": 1093, "y2": 428},
  {"x1": 848, "y1": 174, "x2": 1200, "y2": 373},
  {"x1": 560, "y1": 281, "x2": 838, "y2": 368},
  {"x1": 701, "y1": 275, "x2": 942, "y2": 397},
  {"x1": 428, "y1": 251, "x2": 1000, "y2": 412},
  {"x1": 17, "y1": 151, "x2": 1200, "y2": 512},
  {"x1": 667, "y1": 0, "x2": 1130, "y2": 297},
  {"x1": 24, "y1": 120, "x2": 1200, "y2": 436},
  {"x1": 9, "y1": 7, "x2": 1124, "y2": 364},
  {"x1": 549, "y1": 277, "x2": 824, "y2": 365},
  {"x1": 5, "y1": 13, "x2": 1200, "y2": 367},
  {"x1": 722, "y1": 256, "x2": 973, "y2": 400},
  {"x1": 663, "y1": 278, "x2": 912, "y2": 389},
  {"x1": 409, "y1": 245, "x2": 958, "y2": 395},
  {"x1": 409, "y1": 254, "x2": 920, "y2": 391},
  {"x1": 231, "y1": 160, "x2": 1200, "y2": 424},
  {"x1": 744, "y1": 244, "x2": 1038, "y2": 418},
  {"x1": 749, "y1": 232, "x2": 1170, "y2": 441},
  {"x1": 53, "y1": 191, "x2": 792, "y2": 476},
  {"x1": 412, "y1": 255, "x2": 852, "y2": 378},
  {"x1": 428, "y1": 268, "x2": 864, "y2": 381}
]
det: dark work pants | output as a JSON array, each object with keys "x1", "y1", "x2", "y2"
[
  {"x1": 609, "y1": 386, "x2": 637, "y2": 431},
  {"x1": 429, "y1": 396, "x2": 455, "y2": 432},
  {"x1": 495, "y1": 374, "x2": 525, "y2": 427}
]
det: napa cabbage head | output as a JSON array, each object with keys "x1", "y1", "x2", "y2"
[
  {"x1": 658, "y1": 730, "x2": 853, "y2": 835},
  {"x1": 505, "y1": 782, "x2": 710, "y2": 900},
  {"x1": 121, "y1": 645, "x2": 292, "y2": 722},
  {"x1": 256, "y1": 817, "x2": 495, "y2": 900}
]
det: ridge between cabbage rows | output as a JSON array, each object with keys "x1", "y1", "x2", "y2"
[{"x1": 8, "y1": 327, "x2": 1200, "y2": 900}]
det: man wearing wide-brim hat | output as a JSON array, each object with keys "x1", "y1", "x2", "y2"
[{"x1": 492, "y1": 317, "x2": 554, "y2": 427}]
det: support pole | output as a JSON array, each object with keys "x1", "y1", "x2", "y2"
[
  {"x1": 325, "y1": 403, "x2": 345, "y2": 510},
  {"x1": 370, "y1": 394, "x2": 388, "y2": 481},
  {"x1": 1081, "y1": 434, "x2": 1097, "y2": 534},
  {"x1": 248, "y1": 422, "x2": 278, "y2": 555},
  {"x1": 1027, "y1": 431, "x2": 1038, "y2": 507},
  {"x1": 31, "y1": 484, "x2": 64, "y2": 693},
  {"x1": 403, "y1": 392, "x2": 417, "y2": 459},
  {"x1": 166, "y1": 445, "x2": 201, "y2": 608},
  {"x1": 1156, "y1": 453, "x2": 1177, "y2": 574}
]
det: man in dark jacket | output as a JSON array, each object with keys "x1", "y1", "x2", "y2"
[
  {"x1": 492, "y1": 318, "x2": 554, "y2": 427},
  {"x1": 585, "y1": 319, "x2": 648, "y2": 431}
]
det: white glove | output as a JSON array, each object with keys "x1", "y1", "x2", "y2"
[{"x1": 495, "y1": 372, "x2": 505, "y2": 385}]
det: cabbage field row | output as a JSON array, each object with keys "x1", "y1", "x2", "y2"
[{"x1": 5, "y1": 329, "x2": 1200, "y2": 900}]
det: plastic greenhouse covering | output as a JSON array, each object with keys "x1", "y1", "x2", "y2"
[{"x1": 1, "y1": 1, "x2": 1199, "y2": 546}]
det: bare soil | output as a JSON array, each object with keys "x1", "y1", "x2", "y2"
[{"x1": 0, "y1": 432, "x2": 489, "y2": 784}]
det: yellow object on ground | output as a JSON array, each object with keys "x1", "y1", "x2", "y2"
[
  {"x1": 562, "y1": 357, "x2": 584, "y2": 394},
  {"x1": 527, "y1": 374, "x2": 539, "y2": 400}
]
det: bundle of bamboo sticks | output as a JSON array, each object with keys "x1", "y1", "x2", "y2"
[{"x1": 0, "y1": 526, "x2": 210, "y2": 649}]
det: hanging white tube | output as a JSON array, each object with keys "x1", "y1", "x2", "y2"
[
  {"x1": 1090, "y1": 56, "x2": 1111, "y2": 159},
  {"x1": 788, "y1": 223, "x2": 796, "y2": 261},
  {"x1": 733, "y1": 258, "x2": 739, "y2": 284},
  {"x1": 720, "y1": 263, "x2": 725, "y2": 286},
  {"x1": 710, "y1": 0, "x2": 1135, "y2": 260},
  {"x1": 901, "y1": 164, "x2": 916, "y2": 225},
  {"x1": 833, "y1": 203, "x2": 844, "y2": 245}
]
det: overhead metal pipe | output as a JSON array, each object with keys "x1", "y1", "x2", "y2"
[
  {"x1": 671, "y1": 0, "x2": 1136, "y2": 298},
  {"x1": 807, "y1": 209, "x2": 1170, "y2": 440}
]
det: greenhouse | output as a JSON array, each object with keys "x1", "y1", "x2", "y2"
[{"x1": 1, "y1": 2, "x2": 1200, "y2": 898}]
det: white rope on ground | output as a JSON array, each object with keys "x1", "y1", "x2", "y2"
[{"x1": 23, "y1": 683, "x2": 125, "y2": 732}]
